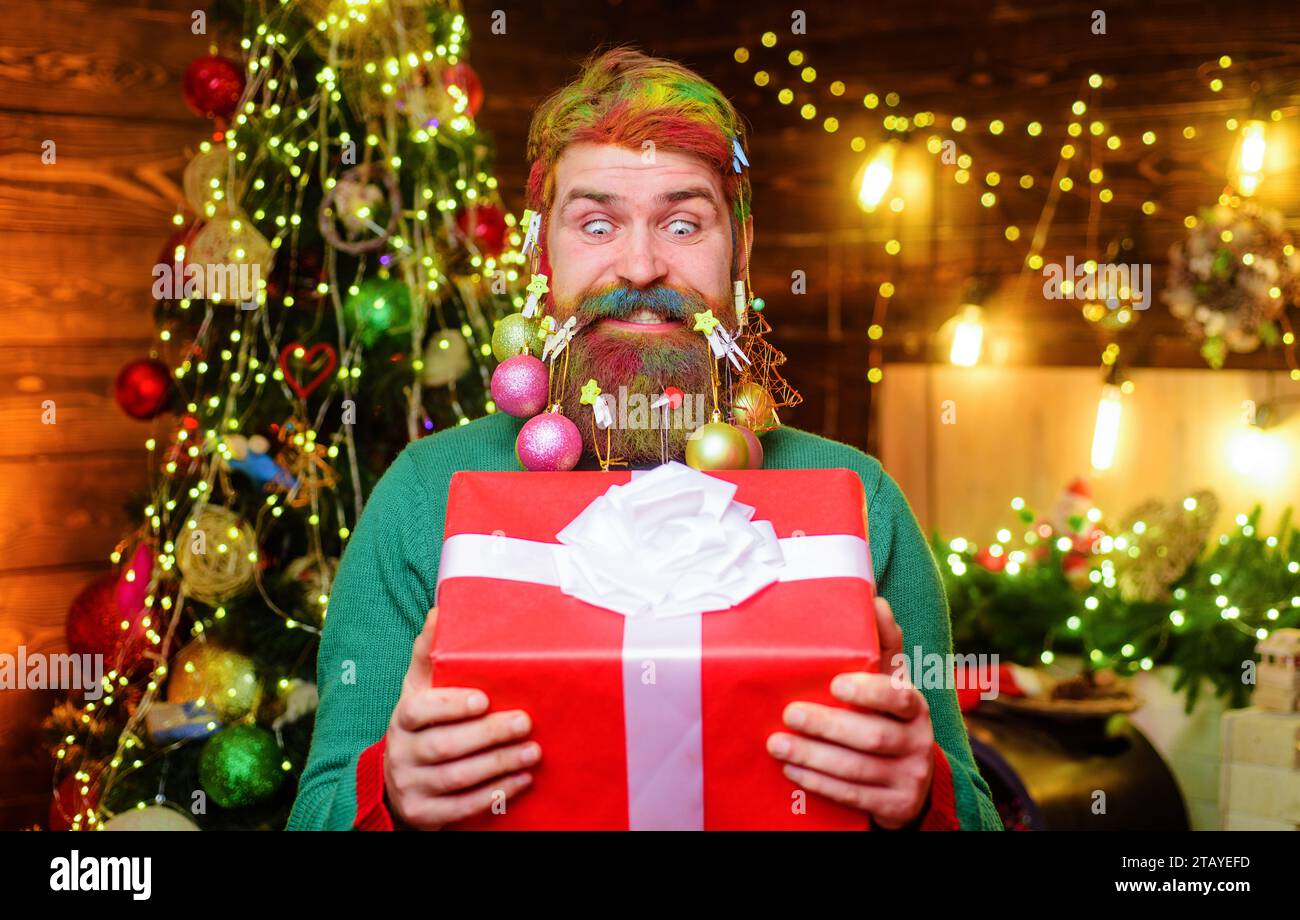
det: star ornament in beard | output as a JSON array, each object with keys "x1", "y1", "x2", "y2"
[{"x1": 555, "y1": 284, "x2": 736, "y2": 465}]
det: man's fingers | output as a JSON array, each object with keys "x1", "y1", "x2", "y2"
[
  {"x1": 782, "y1": 702, "x2": 910, "y2": 755},
  {"x1": 426, "y1": 772, "x2": 534, "y2": 828},
  {"x1": 393, "y1": 686, "x2": 489, "y2": 733},
  {"x1": 781, "y1": 763, "x2": 914, "y2": 826},
  {"x1": 411, "y1": 709, "x2": 532, "y2": 764},
  {"x1": 406, "y1": 606, "x2": 440, "y2": 688},
  {"x1": 830, "y1": 671, "x2": 927, "y2": 720},
  {"x1": 420, "y1": 741, "x2": 542, "y2": 795},
  {"x1": 767, "y1": 732, "x2": 893, "y2": 786}
]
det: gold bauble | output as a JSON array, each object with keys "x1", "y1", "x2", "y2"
[
  {"x1": 175, "y1": 506, "x2": 257, "y2": 604},
  {"x1": 422, "y1": 328, "x2": 473, "y2": 386},
  {"x1": 182, "y1": 144, "x2": 233, "y2": 215},
  {"x1": 186, "y1": 214, "x2": 274, "y2": 303},
  {"x1": 166, "y1": 640, "x2": 261, "y2": 723},
  {"x1": 491, "y1": 312, "x2": 543, "y2": 361},
  {"x1": 730, "y1": 382, "x2": 778, "y2": 436},
  {"x1": 685, "y1": 421, "x2": 750, "y2": 471}
]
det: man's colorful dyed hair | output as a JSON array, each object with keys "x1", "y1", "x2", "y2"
[{"x1": 525, "y1": 46, "x2": 752, "y2": 227}]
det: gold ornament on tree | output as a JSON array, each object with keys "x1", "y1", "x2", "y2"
[
  {"x1": 165, "y1": 640, "x2": 262, "y2": 723},
  {"x1": 176, "y1": 505, "x2": 258, "y2": 604},
  {"x1": 422, "y1": 328, "x2": 473, "y2": 386},
  {"x1": 182, "y1": 143, "x2": 236, "y2": 214},
  {"x1": 186, "y1": 211, "x2": 274, "y2": 302}
]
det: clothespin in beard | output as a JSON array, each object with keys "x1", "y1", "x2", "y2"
[
  {"x1": 520, "y1": 208, "x2": 542, "y2": 258},
  {"x1": 593, "y1": 392, "x2": 616, "y2": 431},
  {"x1": 650, "y1": 387, "x2": 684, "y2": 467},
  {"x1": 522, "y1": 272, "x2": 549, "y2": 319},
  {"x1": 540, "y1": 315, "x2": 577, "y2": 363},
  {"x1": 706, "y1": 323, "x2": 753, "y2": 373}
]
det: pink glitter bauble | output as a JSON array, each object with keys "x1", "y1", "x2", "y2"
[
  {"x1": 516, "y1": 413, "x2": 583, "y2": 471},
  {"x1": 739, "y1": 426, "x2": 764, "y2": 469},
  {"x1": 491, "y1": 354, "x2": 549, "y2": 418}
]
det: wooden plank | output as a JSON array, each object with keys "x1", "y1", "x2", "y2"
[
  {"x1": 0, "y1": 0, "x2": 208, "y2": 122},
  {"x1": 0, "y1": 686, "x2": 61, "y2": 830},
  {"x1": 0, "y1": 453, "x2": 147, "y2": 572},
  {"x1": 0, "y1": 563, "x2": 106, "y2": 652},
  {"x1": 0, "y1": 233, "x2": 160, "y2": 344},
  {"x1": 0, "y1": 110, "x2": 196, "y2": 235},
  {"x1": 0, "y1": 344, "x2": 157, "y2": 457}
]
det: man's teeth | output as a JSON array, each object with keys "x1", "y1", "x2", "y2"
[{"x1": 626, "y1": 308, "x2": 670, "y2": 324}]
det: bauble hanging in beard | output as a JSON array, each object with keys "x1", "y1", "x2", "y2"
[
  {"x1": 491, "y1": 353, "x2": 550, "y2": 418},
  {"x1": 516, "y1": 408, "x2": 583, "y2": 472},
  {"x1": 685, "y1": 417, "x2": 751, "y2": 471}
]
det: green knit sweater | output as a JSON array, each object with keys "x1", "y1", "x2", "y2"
[{"x1": 287, "y1": 411, "x2": 1004, "y2": 831}]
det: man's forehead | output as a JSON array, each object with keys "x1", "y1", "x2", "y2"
[{"x1": 552, "y1": 143, "x2": 724, "y2": 209}]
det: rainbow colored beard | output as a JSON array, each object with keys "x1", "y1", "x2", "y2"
[{"x1": 554, "y1": 285, "x2": 735, "y2": 465}]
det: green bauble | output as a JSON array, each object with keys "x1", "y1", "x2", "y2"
[
  {"x1": 685, "y1": 421, "x2": 750, "y2": 471},
  {"x1": 198, "y1": 724, "x2": 284, "y2": 809},
  {"x1": 491, "y1": 312, "x2": 543, "y2": 361},
  {"x1": 344, "y1": 277, "x2": 411, "y2": 347}
]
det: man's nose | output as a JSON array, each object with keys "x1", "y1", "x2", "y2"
[{"x1": 615, "y1": 225, "x2": 668, "y2": 289}]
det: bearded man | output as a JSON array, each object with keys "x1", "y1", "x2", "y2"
[{"x1": 289, "y1": 47, "x2": 1002, "y2": 832}]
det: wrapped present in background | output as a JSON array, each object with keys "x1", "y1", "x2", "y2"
[{"x1": 431, "y1": 461, "x2": 879, "y2": 830}]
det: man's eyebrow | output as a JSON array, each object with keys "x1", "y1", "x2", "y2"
[
  {"x1": 657, "y1": 187, "x2": 719, "y2": 211},
  {"x1": 560, "y1": 188, "x2": 620, "y2": 209},
  {"x1": 558, "y1": 187, "x2": 719, "y2": 212}
]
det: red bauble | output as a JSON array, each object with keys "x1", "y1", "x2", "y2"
[
  {"x1": 49, "y1": 772, "x2": 100, "y2": 832},
  {"x1": 974, "y1": 546, "x2": 1007, "y2": 573},
  {"x1": 444, "y1": 62, "x2": 484, "y2": 117},
  {"x1": 66, "y1": 574, "x2": 149, "y2": 674},
  {"x1": 114, "y1": 359, "x2": 172, "y2": 420},
  {"x1": 182, "y1": 55, "x2": 244, "y2": 121},
  {"x1": 455, "y1": 202, "x2": 508, "y2": 257}
]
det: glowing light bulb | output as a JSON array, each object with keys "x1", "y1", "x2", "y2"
[
  {"x1": 1091, "y1": 384, "x2": 1123, "y2": 471},
  {"x1": 856, "y1": 140, "x2": 897, "y2": 213},
  {"x1": 1232, "y1": 120, "x2": 1268, "y2": 196},
  {"x1": 948, "y1": 304, "x2": 984, "y2": 367}
]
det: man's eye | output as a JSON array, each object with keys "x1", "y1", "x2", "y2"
[
  {"x1": 666, "y1": 219, "x2": 698, "y2": 236},
  {"x1": 582, "y1": 218, "x2": 614, "y2": 236}
]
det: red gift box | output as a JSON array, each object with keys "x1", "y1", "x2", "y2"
[{"x1": 431, "y1": 463, "x2": 879, "y2": 830}]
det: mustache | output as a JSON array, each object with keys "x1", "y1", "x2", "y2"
[{"x1": 568, "y1": 284, "x2": 716, "y2": 332}]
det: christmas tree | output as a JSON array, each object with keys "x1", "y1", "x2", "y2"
[{"x1": 46, "y1": 0, "x2": 524, "y2": 830}]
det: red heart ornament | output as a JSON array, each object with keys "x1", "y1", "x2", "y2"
[{"x1": 279, "y1": 341, "x2": 338, "y2": 400}]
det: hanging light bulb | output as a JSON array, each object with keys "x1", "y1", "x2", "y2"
[
  {"x1": 1231, "y1": 119, "x2": 1268, "y2": 197},
  {"x1": 856, "y1": 139, "x2": 898, "y2": 213},
  {"x1": 1227, "y1": 405, "x2": 1288, "y2": 480},
  {"x1": 947, "y1": 304, "x2": 985, "y2": 367},
  {"x1": 1090, "y1": 383, "x2": 1123, "y2": 471}
]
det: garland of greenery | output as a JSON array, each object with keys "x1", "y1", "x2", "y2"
[{"x1": 935, "y1": 494, "x2": 1300, "y2": 713}]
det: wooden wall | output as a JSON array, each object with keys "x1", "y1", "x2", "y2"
[
  {"x1": 0, "y1": 0, "x2": 207, "y2": 829},
  {"x1": 880, "y1": 365, "x2": 1300, "y2": 541}
]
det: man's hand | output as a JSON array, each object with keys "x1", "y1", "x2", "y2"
[
  {"x1": 382, "y1": 606, "x2": 539, "y2": 830},
  {"x1": 766, "y1": 596, "x2": 935, "y2": 828}
]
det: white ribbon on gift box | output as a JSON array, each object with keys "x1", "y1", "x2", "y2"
[{"x1": 435, "y1": 462, "x2": 875, "y2": 830}]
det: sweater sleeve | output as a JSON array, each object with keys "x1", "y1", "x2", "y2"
[
  {"x1": 865, "y1": 467, "x2": 1004, "y2": 831},
  {"x1": 286, "y1": 445, "x2": 439, "y2": 830}
]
